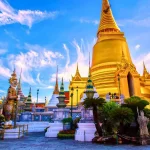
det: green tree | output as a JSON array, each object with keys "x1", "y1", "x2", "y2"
[
  {"x1": 124, "y1": 96, "x2": 149, "y2": 113},
  {"x1": 123, "y1": 96, "x2": 149, "y2": 135},
  {"x1": 110, "y1": 107, "x2": 134, "y2": 134},
  {"x1": 83, "y1": 97, "x2": 105, "y2": 136},
  {"x1": 100, "y1": 102, "x2": 119, "y2": 135},
  {"x1": 102, "y1": 102, "x2": 119, "y2": 118},
  {"x1": 143, "y1": 108, "x2": 150, "y2": 119}
]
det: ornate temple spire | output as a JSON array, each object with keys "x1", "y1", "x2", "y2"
[
  {"x1": 17, "y1": 69, "x2": 22, "y2": 90},
  {"x1": 74, "y1": 63, "x2": 81, "y2": 78},
  {"x1": 97, "y1": 0, "x2": 120, "y2": 36},
  {"x1": 59, "y1": 77, "x2": 65, "y2": 97},
  {"x1": 143, "y1": 62, "x2": 149, "y2": 77},
  {"x1": 29, "y1": 87, "x2": 31, "y2": 96},
  {"x1": 86, "y1": 52, "x2": 94, "y2": 92},
  {"x1": 24, "y1": 87, "x2": 32, "y2": 111},
  {"x1": 17, "y1": 69, "x2": 24, "y2": 98},
  {"x1": 53, "y1": 66, "x2": 59, "y2": 94},
  {"x1": 73, "y1": 63, "x2": 82, "y2": 81}
]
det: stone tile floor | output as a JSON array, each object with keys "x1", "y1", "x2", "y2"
[{"x1": 0, "y1": 133, "x2": 150, "y2": 150}]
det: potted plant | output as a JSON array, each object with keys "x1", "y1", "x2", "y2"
[
  {"x1": 0, "y1": 114, "x2": 5, "y2": 129},
  {"x1": 62, "y1": 117, "x2": 72, "y2": 130},
  {"x1": 0, "y1": 114, "x2": 5, "y2": 140}
]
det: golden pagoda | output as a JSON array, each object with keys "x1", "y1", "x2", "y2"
[{"x1": 68, "y1": 0, "x2": 150, "y2": 106}]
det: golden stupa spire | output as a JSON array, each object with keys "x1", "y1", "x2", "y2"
[
  {"x1": 143, "y1": 62, "x2": 149, "y2": 77},
  {"x1": 97, "y1": 0, "x2": 120, "y2": 35},
  {"x1": 53, "y1": 65, "x2": 59, "y2": 94}
]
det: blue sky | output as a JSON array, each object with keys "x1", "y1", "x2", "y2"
[{"x1": 0, "y1": 0, "x2": 150, "y2": 102}]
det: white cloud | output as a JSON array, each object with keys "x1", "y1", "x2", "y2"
[
  {"x1": 0, "y1": 89, "x2": 6, "y2": 93},
  {"x1": 32, "y1": 96, "x2": 45, "y2": 103},
  {"x1": 117, "y1": 18, "x2": 150, "y2": 27},
  {"x1": 74, "y1": 18, "x2": 99, "y2": 25},
  {"x1": 6, "y1": 43, "x2": 64, "y2": 85},
  {"x1": 0, "y1": 0, "x2": 59, "y2": 28},
  {"x1": 36, "y1": 73, "x2": 54, "y2": 89},
  {"x1": 9, "y1": 44, "x2": 63, "y2": 70},
  {"x1": 4, "y1": 29, "x2": 19, "y2": 42},
  {"x1": 0, "y1": 48, "x2": 7, "y2": 55},
  {"x1": 50, "y1": 39, "x2": 96, "y2": 83},
  {"x1": 63, "y1": 44, "x2": 70, "y2": 68},
  {"x1": 135, "y1": 44, "x2": 140, "y2": 50},
  {"x1": 0, "y1": 60, "x2": 11, "y2": 78},
  {"x1": 133, "y1": 52, "x2": 150, "y2": 75},
  {"x1": 36, "y1": 73, "x2": 44, "y2": 86},
  {"x1": 47, "y1": 86, "x2": 54, "y2": 89}
]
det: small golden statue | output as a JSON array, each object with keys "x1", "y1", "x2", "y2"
[{"x1": 3, "y1": 69, "x2": 18, "y2": 122}]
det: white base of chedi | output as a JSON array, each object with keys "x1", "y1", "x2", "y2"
[
  {"x1": 45, "y1": 123, "x2": 63, "y2": 138},
  {"x1": 17, "y1": 122, "x2": 49, "y2": 132},
  {"x1": 75, "y1": 123, "x2": 96, "y2": 142},
  {"x1": 47, "y1": 94, "x2": 59, "y2": 107},
  {"x1": 4, "y1": 127, "x2": 24, "y2": 139}
]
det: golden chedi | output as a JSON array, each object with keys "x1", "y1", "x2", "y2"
[
  {"x1": 91, "y1": 0, "x2": 141, "y2": 98},
  {"x1": 68, "y1": 0, "x2": 150, "y2": 106}
]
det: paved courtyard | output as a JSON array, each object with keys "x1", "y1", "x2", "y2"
[{"x1": 0, "y1": 133, "x2": 150, "y2": 150}]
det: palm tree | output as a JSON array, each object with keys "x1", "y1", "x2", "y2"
[
  {"x1": 83, "y1": 97, "x2": 105, "y2": 136},
  {"x1": 110, "y1": 107, "x2": 134, "y2": 134},
  {"x1": 100, "y1": 102, "x2": 119, "y2": 135},
  {"x1": 143, "y1": 108, "x2": 150, "y2": 119},
  {"x1": 124, "y1": 96, "x2": 149, "y2": 113},
  {"x1": 122, "y1": 96, "x2": 149, "y2": 135}
]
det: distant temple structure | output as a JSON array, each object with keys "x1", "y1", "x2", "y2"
[
  {"x1": 24, "y1": 87, "x2": 32, "y2": 112},
  {"x1": 46, "y1": 66, "x2": 59, "y2": 111},
  {"x1": 68, "y1": 0, "x2": 150, "y2": 106},
  {"x1": 17, "y1": 69, "x2": 26, "y2": 113}
]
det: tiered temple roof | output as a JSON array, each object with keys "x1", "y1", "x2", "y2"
[
  {"x1": 24, "y1": 87, "x2": 32, "y2": 112},
  {"x1": 17, "y1": 69, "x2": 25, "y2": 101}
]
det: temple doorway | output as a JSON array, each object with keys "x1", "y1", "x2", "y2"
[{"x1": 127, "y1": 72, "x2": 134, "y2": 97}]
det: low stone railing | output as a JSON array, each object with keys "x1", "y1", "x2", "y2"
[{"x1": 3, "y1": 124, "x2": 28, "y2": 139}]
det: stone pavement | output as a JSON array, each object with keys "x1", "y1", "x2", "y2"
[{"x1": 0, "y1": 133, "x2": 150, "y2": 150}]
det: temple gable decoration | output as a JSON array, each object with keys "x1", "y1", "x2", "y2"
[
  {"x1": 72, "y1": 64, "x2": 82, "y2": 81},
  {"x1": 115, "y1": 50, "x2": 139, "y2": 79}
]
